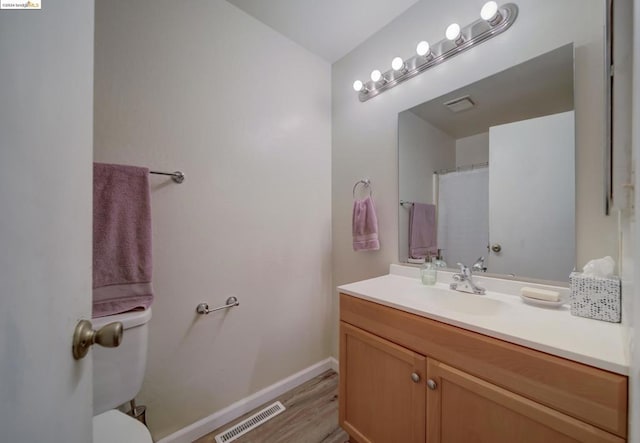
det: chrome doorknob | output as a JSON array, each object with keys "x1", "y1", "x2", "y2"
[
  {"x1": 427, "y1": 379, "x2": 438, "y2": 390},
  {"x1": 491, "y1": 243, "x2": 502, "y2": 253},
  {"x1": 411, "y1": 372, "x2": 421, "y2": 383},
  {"x1": 72, "y1": 320, "x2": 123, "y2": 360}
]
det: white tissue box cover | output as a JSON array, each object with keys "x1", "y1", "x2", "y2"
[{"x1": 569, "y1": 272, "x2": 621, "y2": 323}]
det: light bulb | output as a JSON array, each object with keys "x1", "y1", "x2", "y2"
[
  {"x1": 370, "y1": 70, "x2": 382, "y2": 82},
  {"x1": 391, "y1": 57, "x2": 405, "y2": 71},
  {"x1": 353, "y1": 80, "x2": 364, "y2": 92},
  {"x1": 416, "y1": 41, "x2": 431, "y2": 57},
  {"x1": 446, "y1": 23, "x2": 461, "y2": 41},
  {"x1": 480, "y1": 1, "x2": 499, "y2": 21}
]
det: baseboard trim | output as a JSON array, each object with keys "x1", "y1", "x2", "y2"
[
  {"x1": 156, "y1": 357, "x2": 337, "y2": 443},
  {"x1": 329, "y1": 356, "x2": 339, "y2": 373}
]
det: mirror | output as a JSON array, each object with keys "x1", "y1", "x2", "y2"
[{"x1": 398, "y1": 44, "x2": 577, "y2": 282}]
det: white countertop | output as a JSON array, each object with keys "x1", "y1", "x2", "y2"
[{"x1": 338, "y1": 264, "x2": 629, "y2": 375}]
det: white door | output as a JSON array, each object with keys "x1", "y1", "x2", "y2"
[
  {"x1": 0, "y1": 2, "x2": 95, "y2": 442},
  {"x1": 488, "y1": 111, "x2": 575, "y2": 281}
]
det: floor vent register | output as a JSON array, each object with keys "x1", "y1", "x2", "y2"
[{"x1": 215, "y1": 401, "x2": 286, "y2": 443}]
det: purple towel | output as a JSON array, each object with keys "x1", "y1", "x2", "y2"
[
  {"x1": 92, "y1": 163, "x2": 153, "y2": 318},
  {"x1": 352, "y1": 196, "x2": 380, "y2": 251},
  {"x1": 409, "y1": 203, "x2": 437, "y2": 259}
]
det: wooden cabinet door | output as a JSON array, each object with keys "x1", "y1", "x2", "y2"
[
  {"x1": 340, "y1": 322, "x2": 426, "y2": 443},
  {"x1": 426, "y1": 359, "x2": 624, "y2": 443}
]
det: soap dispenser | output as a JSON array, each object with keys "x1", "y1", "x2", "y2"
[
  {"x1": 434, "y1": 249, "x2": 447, "y2": 268},
  {"x1": 421, "y1": 255, "x2": 437, "y2": 286}
]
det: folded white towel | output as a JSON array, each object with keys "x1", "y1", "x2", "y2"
[{"x1": 520, "y1": 287, "x2": 560, "y2": 302}]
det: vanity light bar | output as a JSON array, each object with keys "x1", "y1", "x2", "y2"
[{"x1": 353, "y1": 2, "x2": 518, "y2": 102}]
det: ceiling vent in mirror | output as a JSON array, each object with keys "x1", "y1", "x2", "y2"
[
  {"x1": 444, "y1": 96, "x2": 475, "y2": 113},
  {"x1": 352, "y1": 2, "x2": 518, "y2": 102}
]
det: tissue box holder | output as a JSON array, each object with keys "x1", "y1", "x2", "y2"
[{"x1": 569, "y1": 272, "x2": 621, "y2": 323}]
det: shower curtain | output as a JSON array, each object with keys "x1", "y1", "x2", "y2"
[{"x1": 436, "y1": 167, "x2": 489, "y2": 268}]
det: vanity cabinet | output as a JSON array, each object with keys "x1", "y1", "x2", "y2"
[
  {"x1": 427, "y1": 359, "x2": 622, "y2": 443},
  {"x1": 339, "y1": 293, "x2": 628, "y2": 443},
  {"x1": 340, "y1": 322, "x2": 426, "y2": 443}
]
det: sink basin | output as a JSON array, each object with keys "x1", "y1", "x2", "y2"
[{"x1": 422, "y1": 286, "x2": 506, "y2": 316}]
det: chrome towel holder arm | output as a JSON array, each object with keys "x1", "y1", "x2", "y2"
[
  {"x1": 353, "y1": 179, "x2": 372, "y2": 198},
  {"x1": 149, "y1": 170, "x2": 185, "y2": 184},
  {"x1": 196, "y1": 297, "x2": 239, "y2": 315}
]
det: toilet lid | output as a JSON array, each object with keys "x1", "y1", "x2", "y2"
[{"x1": 93, "y1": 410, "x2": 152, "y2": 443}]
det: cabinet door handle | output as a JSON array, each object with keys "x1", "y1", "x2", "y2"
[
  {"x1": 427, "y1": 379, "x2": 437, "y2": 390},
  {"x1": 411, "y1": 372, "x2": 421, "y2": 383}
]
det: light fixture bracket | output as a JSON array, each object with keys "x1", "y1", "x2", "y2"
[{"x1": 356, "y1": 3, "x2": 518, "y2": 102}]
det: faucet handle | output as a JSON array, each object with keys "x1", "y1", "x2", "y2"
[
  {"x1": 472, "y1": 257, "x2": 487, "y2": 273},
  {"x1": 456, "y1": 262, "x2": 469, "y2": 275}
]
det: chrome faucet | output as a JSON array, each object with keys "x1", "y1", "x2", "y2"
[
  {"x1": 471, "y1": 256, "x2": 487, "y2": 273},
  {"x1": 450, "y1": 263, "x2": 486, "y2": 295}
]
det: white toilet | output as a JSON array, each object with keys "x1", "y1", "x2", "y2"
[{"x1": 92, "y1": 309, "x2": 153, "y2": 443}]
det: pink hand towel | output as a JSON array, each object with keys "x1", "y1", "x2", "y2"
[
  {"x1": 409, "y1": 203, "x2": 437, "y2": 259},
  {"x1": 92, "y1": 163, "x2": 153, "y2": 317},
  {"x1": 352, "y1": 196, "x2": 380, "y2": 251}
]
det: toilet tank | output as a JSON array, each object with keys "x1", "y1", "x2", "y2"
[{"x1": 92, "y1": 309, "x2": 152, "y2": 415}]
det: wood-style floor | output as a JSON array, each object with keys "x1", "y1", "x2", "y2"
[{"x1": 194, "y1": 370, "x2": 349, "y2": 443}]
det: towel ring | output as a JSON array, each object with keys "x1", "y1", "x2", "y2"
[{"x1": 353, "y1": 179, "x2": 372, "y2": 198}]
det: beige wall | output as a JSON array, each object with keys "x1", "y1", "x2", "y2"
[
  {"x1": 623, "y1": 1, "x2": 637, "y2": 441},
  {"x1": 332, "y1": 0, "x2": 616, "y2": 356},
  {"x1": 398, "y1": 111, "x2": 455, "y2": 261},
  {"x1": 456, "y1": 132, "x2": 489, "y2": 167},
  {"x1": 94, "y1": 0, "x2": 332, "y2": 439},
  {"x1": 629, "y1": 0, "x2": 639, "y2": 431}
]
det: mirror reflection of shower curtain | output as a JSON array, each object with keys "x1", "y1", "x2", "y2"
[{"x1": 436, "y1": 168, "x2": 489, "y2": 268}]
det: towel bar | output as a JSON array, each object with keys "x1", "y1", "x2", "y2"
[
  {"x1": 150, "y1": 170, "x2": 185, "y2": 184},
  {"x1": 196, "y1": 297, "x2": 239, "y2": 315}
]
